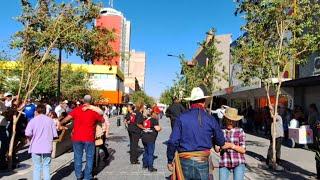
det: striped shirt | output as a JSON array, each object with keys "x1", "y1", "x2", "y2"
[{"x1": 219, "y1": 128, "x2": 246, "y2": 168}]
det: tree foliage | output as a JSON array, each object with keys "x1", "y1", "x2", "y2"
[
  {"x1": 131, "y1": 91, "x2": 155, "y2": 106},
  {"x1": 233, "y1": 0, "x2": 320, "y2": 167},
  {"x1": 6, "y1": 0, "x2": 116, "y2": 170},
  {"x1": 167, "y1": 29, "x2": 226, "y2": 100},
  {"x1": 159, "y1": 88, "x2": 174, "y2": 105}
]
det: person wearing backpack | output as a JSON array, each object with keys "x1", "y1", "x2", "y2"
[
  {"x1": 128, "y1": 102, "x2": 145, "y2": 164},
  {"x1": 141, "y1": 106, "x2": 162, "y2": 172}
]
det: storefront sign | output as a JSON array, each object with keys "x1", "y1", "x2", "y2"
[
  {"x1": 314, "y1": 56, "x2": 320, "y2": 75},
  {"x1": 232, "y1": 79, "x2": 261, "y2": 93}
]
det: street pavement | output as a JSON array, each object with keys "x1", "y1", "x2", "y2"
[{"x1": 0, "y1": 115, "x2": 318, "y2": 180}]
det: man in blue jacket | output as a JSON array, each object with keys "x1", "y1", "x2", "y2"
[{"x1": 167, "y1": 87, "x2": 226, "y2": 180}]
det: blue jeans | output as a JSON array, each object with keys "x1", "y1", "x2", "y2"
[
  {"x1": 73, "y1": 141, "x2": 95, "y2": 180},
  {"x1": 180, "y1": 158, "x2": 209, "y2": 180},
  {"x1": 142, "y1": 142, "x2": 155, "y2": 169},
  {"x1": 219, "y1": 163, "x2": 246, "y2": 180},
  {"x1": 31, "y1": 153, "x2": 52, "y2": 180}
]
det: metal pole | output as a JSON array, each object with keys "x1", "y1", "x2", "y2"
[{"x1": 57, "y1": 48, "x2": 62, "y2": 101}]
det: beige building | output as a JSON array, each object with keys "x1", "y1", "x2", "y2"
[
  {"x1": 124, "y1": 50, "x2": 146, "y2": 91},
  {"x1": 192, "y1": 33, "x2": 232, "y2": 93}
]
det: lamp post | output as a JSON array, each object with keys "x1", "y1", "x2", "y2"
[{"x1": 167, "y1": 54, "x2": 181, "y2": 58}]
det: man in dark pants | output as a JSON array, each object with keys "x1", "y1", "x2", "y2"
[
  {"x1": 0, "y1": 100, "x2": 8, "y2": 170},
  {"x1": 165, "y1": 97, "x2": 185, "y2": 129},
  {"x1": 128, "y1": 102, "x2": 145, "y2": 164}
]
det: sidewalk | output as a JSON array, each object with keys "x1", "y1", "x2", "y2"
[
  {"x1": 243, "y1": 133, "x2": 317, "y2": 180},
  {"x1": 1, "y1": 115, "x2": 317, "y2": 179}
]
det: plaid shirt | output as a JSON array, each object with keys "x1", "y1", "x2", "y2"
[{"x1": 219, "y1": 128, "x2": 246, "y2": 168}]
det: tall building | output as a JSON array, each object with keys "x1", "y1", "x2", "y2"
[
  {"x1": 95, "y1": 7, "x2": 131, "y2": 71},
  {"x1": 124, "y1": 50, "x2": 146, "y2": 91},
  {"x1": 86, "y1": 7, "x2": 131, "y2": 104}
]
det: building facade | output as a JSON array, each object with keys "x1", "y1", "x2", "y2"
[
  {"x1": 192, "y1": 33, "x2": 232, "y2": 92},
  {"x1": 124, "y1": 50, "x2": 146, "y2": 90},
  {"x1": 95, "y1": 7, "x2": 131, "y2": 71}
]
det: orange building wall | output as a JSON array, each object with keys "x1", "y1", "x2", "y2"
[
  {"x1": 258, "y1": 96, "x2": 288, "y2": 108},
  {"x1": 95, "y1": 15, "x2": 122, "y2": 66},
  {"x1": 97, "y1": 90, "x2": 123, "y2": 105}
]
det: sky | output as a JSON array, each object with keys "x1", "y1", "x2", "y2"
[{"x1": 0, "y1": 0, "x2": 244, "y2": 99}]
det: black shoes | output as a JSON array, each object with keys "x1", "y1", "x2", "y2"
[
  {"x1": 131, "y1": 161, "x2": 140, "y2": 165},
  {"x1": 148, "y1": 167, "x2": 157, "y2": 172}
]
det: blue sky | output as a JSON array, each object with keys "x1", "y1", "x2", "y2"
[{"x1": 0, "y1": 0, "x2": 244, "y2": 98}]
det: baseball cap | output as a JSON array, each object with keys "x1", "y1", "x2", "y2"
[{"x1": 152, "y1": 106, "x2": 161, "y2": 114}]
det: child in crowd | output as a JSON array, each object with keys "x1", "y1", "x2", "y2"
[{"x1": 216, "y1": 107, "x2": 246, "y2": 180}]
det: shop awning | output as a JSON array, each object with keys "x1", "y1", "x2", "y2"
[{"x1": 282, "y1": 75, "x2": 320, "y2": 87}]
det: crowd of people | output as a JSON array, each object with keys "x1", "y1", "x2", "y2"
[
  {"x1": 1, "y1": 87, "x2": 320, "y2": 180},
  {"x1": 0, "y1": 92, "x2": 112, "y2": 180}
]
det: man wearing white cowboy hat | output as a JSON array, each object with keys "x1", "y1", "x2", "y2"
[{"x1": 167, "y1": 87, "x2": 225, "y2": 180}]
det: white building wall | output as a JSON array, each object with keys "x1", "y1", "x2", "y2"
[{"x1": 89, "y1": 74, "x2": 118, "y2": 91}]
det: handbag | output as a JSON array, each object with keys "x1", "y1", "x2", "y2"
[{"x1": 209, "y1": 148, "x2": 220, "y2": 168}]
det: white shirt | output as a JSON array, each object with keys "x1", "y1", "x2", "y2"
[
  {"x1": 46, "y1": 104, "x2": 52, "y2": 115},
  {"x1": 4, "y1": 99, "x2": 12, "y2": 108},
  {"x1": 212, "y1": 108, "x2": 226, "y2": 119}
]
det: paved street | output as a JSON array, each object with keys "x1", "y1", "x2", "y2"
[{"x1": 0, "y1": 116, "x2": 318, "y2": 180}]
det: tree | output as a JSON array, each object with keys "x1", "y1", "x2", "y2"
[
  {"x1": 159, "y1": 88, "x2": 174, "y2": 105},
  {"x1": 168, "y1": 29, "x2": 226, "y2": 104},
  {"x1": 233, "y1": 0, "x2": 320, "y2": 168},
  {"x1": 7, "y1": 0, "x2": 116, "y2": 170},
  {"x1": 131, "y1": 91, "x2": 155, "y2": 106}
]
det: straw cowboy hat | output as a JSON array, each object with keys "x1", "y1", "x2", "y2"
[
  {"x1": 224, "y1": 107, "x2": 243, "y2": 121},
  {"x1": 184, "y1": 87, "x2": 211, "y2": 101}
]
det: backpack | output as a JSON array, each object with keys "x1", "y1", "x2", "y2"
[
  {"x1": 143, "y1": 118, "x2": 152, "y2": 129},
  {"x1": 129, "y1": 113, "x2": 136, "y2": 124}
]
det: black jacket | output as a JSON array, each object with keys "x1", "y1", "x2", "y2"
[{"x1": 165, "y1": 102, "x2": 185, "y2": 121}]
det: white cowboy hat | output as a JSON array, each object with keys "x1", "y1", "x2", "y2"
[
  {"x1": 224, "y1": 107, "x2": 243, "y2": 121},
  {"x1": 184, "y1": 87, "x2": 211, "y2": 101},
  {"x1": 4, "y1": 92, "x2": 13, "y2": 97}
]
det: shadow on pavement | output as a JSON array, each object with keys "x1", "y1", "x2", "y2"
[
  {"x1": 246, "y1": 150, "x2": 316, "y2": 179},
  {"x1": 107, "y1": 136, "x2": 128, "y2": 143},
  {"x1": 51, "y1": 161, "x2": 74, "y2": 180},
  {"x1": 246, "y1": 140, "x2": 267, "y2": 148},
  {"x1": 93, "y1": 148, "x2": 116, "y2": 176},
  {"x1": 51, "y1": 148, "x2": 116, "y2": 180}
]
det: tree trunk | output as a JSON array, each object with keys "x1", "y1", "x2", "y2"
[{"x1": 7, "y1": 115, "x2": 19, "y2": 170}]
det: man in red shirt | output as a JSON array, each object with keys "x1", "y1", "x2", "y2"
[{"x1": 61, "y1": 95, "x2": 104, "y2": 180}]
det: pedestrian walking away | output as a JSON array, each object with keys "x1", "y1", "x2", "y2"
[
  {"x1": 127, "y1": 101, "x2": 145, "y2": 164},
  {"x1": 141, "y1": 106, "x2": 162, "y2": 172},
  {"x1": 165, "y1": 97, "x2": 186, "y2": 129},
  {"x1": 124, "y1": 104, "x2": 135, "y2": 148},
  {"x1": 167, "y1": 87, "x2": 225, "y2": 180},
  {"x1": 215, "y1": 107, "x2": 246, "y2": 180},
  {"x1": 25, "y1": 104, "x2": 58, "y2": 180},
  {"x1": 60, "y1": 95, "x2": 104, "y2": 180}
]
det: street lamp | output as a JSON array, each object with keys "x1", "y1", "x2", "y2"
[{"x1": 167, "y1": 54, "x2": 181, "y2": 58}]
